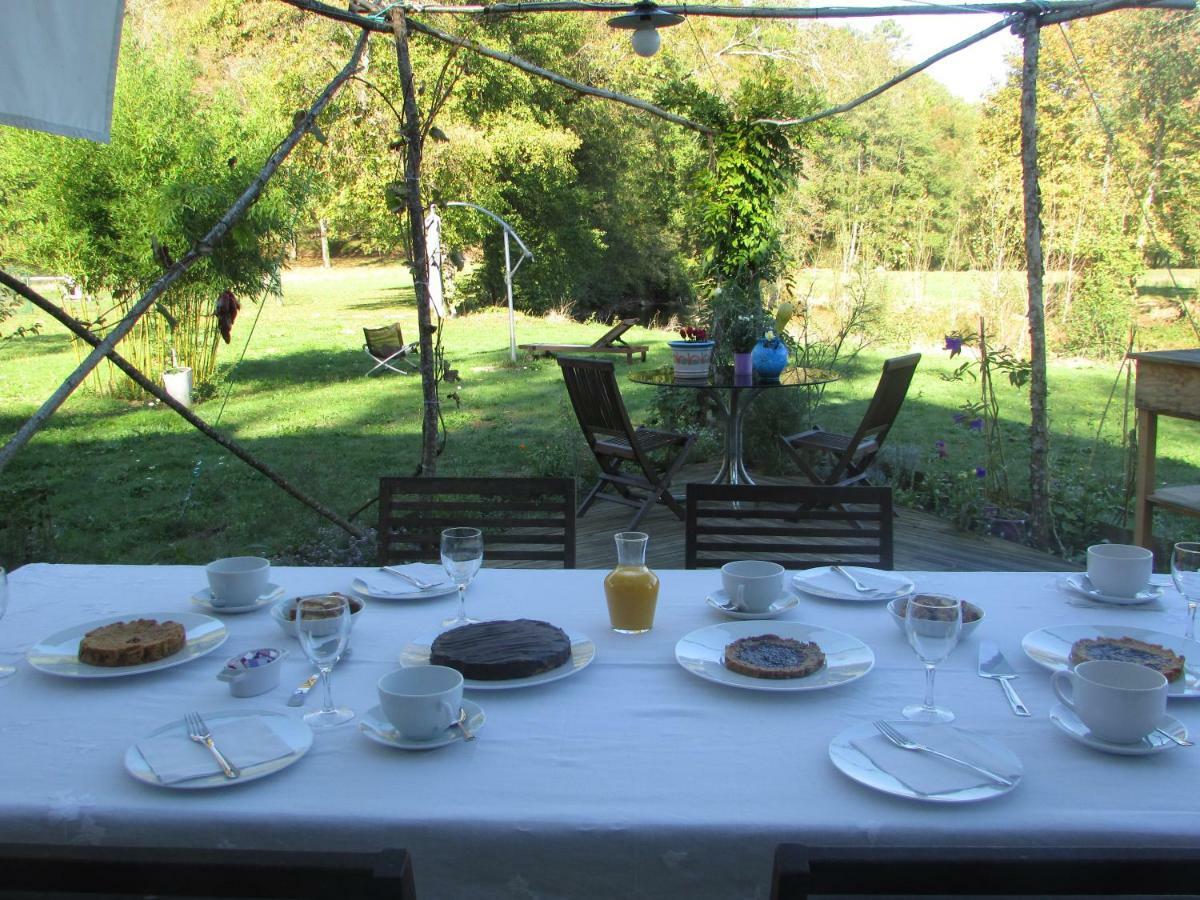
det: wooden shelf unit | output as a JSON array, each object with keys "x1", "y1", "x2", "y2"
[{"x1": 1131, "y1": 349, "x2": 1200, "y2": 549}]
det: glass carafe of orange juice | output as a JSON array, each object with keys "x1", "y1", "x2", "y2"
[{"x1": 604, "y1": 532, "x2": 659, "y2": 634}]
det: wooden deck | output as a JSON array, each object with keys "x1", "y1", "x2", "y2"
[{"x1": 567, "y1": 464, "x2": 1080, "y2": 572}]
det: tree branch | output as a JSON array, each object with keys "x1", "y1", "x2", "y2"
[
  {"x1": 0, "y1": 30, "x2": 370, "y2": 476},
  {"x1": 278, "y1": 0, "x2": 714, "y2": 134},
  {"x1": 0, "y1": 270, "x2": 366, "y2": 538}
]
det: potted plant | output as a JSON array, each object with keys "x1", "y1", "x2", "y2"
[
  {"x1": 668, "y1": 326, "x2": 714, "y2": 380},
  {"x1": 725, "y1": 314, "x2": 758, "y2": 379}
]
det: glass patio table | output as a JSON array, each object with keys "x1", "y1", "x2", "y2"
[{"x1": 630, "y1": 364, "x2": 838, "y2": 485}]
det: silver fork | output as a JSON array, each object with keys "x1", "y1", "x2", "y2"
[
  {"x1": 832, "y1": 565, "x2": 873, "y2": 593},
  {"x1": 873, "y1": 720, "x2": 1014, "y2": 787},
  {"x1": 185, "y1": 711, "x2": 239, "y2": 779},
  {"x1": 381, "y1": 566, "x2": 437, "y2": 590}
]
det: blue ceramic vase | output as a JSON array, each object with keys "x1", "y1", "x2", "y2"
[{"x1": 751, "y1": 339, "x2": 788, "y2": 379}]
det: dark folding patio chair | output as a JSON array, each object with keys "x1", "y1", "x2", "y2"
[
  {"x1": 378, "y1": 476, "x2": 576, "y2": 568},
  {"x1": 363, "y1": 323, "x2": 418, "y2": 376},
  {"x1": 771, "y1": 843, "x2": 1200, "y2": 899},
  {"x1": 780, "y1": 353, "x2": 920, "y2": 487},
  {"x1": 0, "y1": 843, "x2": 417, "y2": 900},
  {"x1": 558, "y1": 356, "x2": 696, "y2": 530},
  {"x1": 685, "y1": 483, "x2": 893, "y2": 569}
]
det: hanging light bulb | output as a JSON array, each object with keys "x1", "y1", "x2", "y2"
[{"x1": 608, "y1": 2, "x2": 684, "y2": 59}]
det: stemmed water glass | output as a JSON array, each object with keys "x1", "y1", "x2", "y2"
[
  {"x1": 441, "y1": 527, "x2": 483, "y2": 628},
  {"x1": 0, "y1": 569, "x2": 14, "y2": 678},
  {"x1": 1171, "y1": 542, "x2": 1200, "y2": 641},
  {"x1": 903, "y1": 594, "x2": 962, "y2": 723},
  {"x1": 296, "y1": 596, "x2": 354, "y2": 729}
]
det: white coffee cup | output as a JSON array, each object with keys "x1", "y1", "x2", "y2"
[
  {"x1": 1052, "y1": 659, "x2": 1167, "y2": 744},
  {"x1": 721, "y1": 560, "x2": 785, "y2": 613},
  {"x1": 378, "y1": 665, "x2": 464, "y2": 740},
  {"x1": 1086, "y1": 543, "x2": 1153, "y2": 597},
  {"x1": 205, "y1": 556, "x2": 270, "y2": 607}
]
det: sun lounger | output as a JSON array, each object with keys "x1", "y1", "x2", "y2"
[{"x1": 519, "y1": 318, "x2": 648, "y2": 364}]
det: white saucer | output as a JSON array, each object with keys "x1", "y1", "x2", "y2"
[
  {"x1": 360, "y1": 700, "x2": 485, "y2": 750},
  {"x1": 792, "y1": 566, "x2": 914, "y2": 603},
  {"x1": 706, "y1": 590, "x2": 799, "y2": 620},
  {"x1": 1059, "y1": 573, "x2": 1163, "y2": 606},
  {"x1": 1049, "y1": 703, "x2": 1187, "y2": 755},
  {"x1": 191, "y1": 584, "x2": 283, "y2": 614}
]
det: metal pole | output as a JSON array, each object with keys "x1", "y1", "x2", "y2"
[{"x1": 503, "y1": 230, "x2": 517, "y2": 363}]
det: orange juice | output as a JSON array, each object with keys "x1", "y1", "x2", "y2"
[{"x1": 604, "y1": 564, "x2": 659, "y2": 633}]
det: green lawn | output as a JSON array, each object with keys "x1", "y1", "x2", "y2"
[{"x1": 3, "y1": 261, "x2": 1199, "y2": 567}]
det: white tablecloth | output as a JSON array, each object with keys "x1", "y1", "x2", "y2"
[{"x1": 4, "y1": 565, "x2": 1199, "y2": 899}]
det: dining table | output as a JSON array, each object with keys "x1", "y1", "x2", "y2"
[
  {"x1": 629, "y1": 364, "x2": 838, "y2": 486},
  {"x1": 3, "y1": 563, "x2": 1199, "y2": 900}
]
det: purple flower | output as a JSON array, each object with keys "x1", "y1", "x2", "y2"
[
  {"x1": 944, "y1": 335, "x2": 963, "y2": 357},
  {"x1": 969, "y1": 417, "x2": 984, "y2": 432},
  {"x1": 975, "y1": 466, "x2": 987, "y2": 478},
  {"x1": 934, "y1": 439, "x2": 948, "y2": 459}
]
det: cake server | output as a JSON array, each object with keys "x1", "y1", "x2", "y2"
[{"x1": 978, "y1": 641, "x2": 1031, "y2": 716}]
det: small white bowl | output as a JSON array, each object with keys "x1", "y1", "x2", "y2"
[
  {"x1": 216, "y1": 647, "x2": 288, "y2": 698},
  {"x1": 887, "y1": 595, "x2": 983, "y2": 641},
  {"x1": 271, "y1": 593, "x2": 364, "y2": 639}
]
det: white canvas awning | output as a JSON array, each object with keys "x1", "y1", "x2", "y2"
[{"x1": 0, "y1": 0, "x2": 125, "y2": 143}]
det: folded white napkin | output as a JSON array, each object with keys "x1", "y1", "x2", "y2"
[
  {"x1": 796, "y1": 567, "x2": 904, "y2": 597},
  {"x1": 360, "y1": 564, "x2": 453, "y2": 596},
  {"x1": 137, "y1": 716, "x2": 293, "y2": 785},
  {"x1": 851, "y1": 725, "x2": 1017, "y2": 795}
]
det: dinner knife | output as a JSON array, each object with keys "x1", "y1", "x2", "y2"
[{"x1": 978, "y1": 640, "x2": 1031, "y2": 717}]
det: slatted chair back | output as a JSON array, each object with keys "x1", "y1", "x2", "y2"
[
  {"x1": 558, "y1": 357, "x2": 656, "y2": 472},
  {"x1": 771, "y1": 843, "x2": 1200, "y2": 899},
  {"x1": 685, "y1": 484, "x2": 894, "y2": 570},
  {"x1": 378, "y1": 477, "x2": 576, "y2": 569},
  {"x1": 0, "y1": 844, "x2": 417, "y2": 900},
  {"x1": 589, "y1": 318, "x2": 636, "y2": 348},
  {"x1": 840, "y1": 352, "x2": 920, "y2": 468},
  {"x1": 364, "y1": 323, "x2": 405, "y2": 359}
]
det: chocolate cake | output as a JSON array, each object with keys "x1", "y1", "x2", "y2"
[
  {"x1": 724, "y1": 634, "x2": 825, "y2": 679},
  {"x1": 430, "y1": 619, "x2": 572, "y2": 680},
  {"x1": 1069, "y1": 636, "x2": 1186, "y2": 682}
]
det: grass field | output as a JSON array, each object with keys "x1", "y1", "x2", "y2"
[{"x1": 3, "y1": 261, "x2": 1199, "y2": 567}]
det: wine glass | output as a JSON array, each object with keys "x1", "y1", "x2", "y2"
[
  {"x1": 1171, "y1": 542, "x2": 1200, "y2": 641},
  {"x1": 441, "y1": 527, "x2": 483, "y2": 628},
  {"x1": 0, "y1": 569, "x2": 14, "y2": 678},
  {"x1": 903, "y1": 593, "x2": 962, "y2": 723},
  {"x1": 296, "y1": 596, "x2": 354, "y2": 729}
]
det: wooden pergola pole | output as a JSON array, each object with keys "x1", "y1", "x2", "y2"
[{"x1": 1020, "y1": 12, "x2": 1053, "y2": 548}]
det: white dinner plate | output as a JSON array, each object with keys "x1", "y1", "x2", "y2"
[
  {"x1": 829, "y1": 721, "x2": 1023, "y2": 803},
  {"x1": 706, "y1": 590, "x2": 799, "y2": 620},
  {"x1": 1022, "y1": 624, "x2": 1200, "y2": 698},
  {"x1": 351, "y1": 575, "x2": 457, "y2": 602},
  {"x1": 674, "y1": 621, "x2": 874, "y2": 693},
  {"x1": 400, "y1": 627, "x2": 596, "y2": 690},
  {"x1": 1058, "y1": 573, "x2": 1163, "y2": 607},
  {"x1": 124, "y1": 709, "x2": 312, "y2": 789},
  {"x1": 360, "y1": 700, "x2": 485, "y2": 750},
  {"x1": 27, "y1": 612, "x2": 228, "y2": 679},
  {"x1": 191, "y1": 584, "x2": 283, "y2": 614},
  {"x1": 1049, "y1": 703, "x2": 1187, "y2": 756},
  {"x1": 792, "y1": 566, "x2": 914, "y2": 603}
]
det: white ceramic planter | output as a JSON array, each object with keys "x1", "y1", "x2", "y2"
[{"x1": 668, "y1": 341, "x2": 714, "y2": 380}]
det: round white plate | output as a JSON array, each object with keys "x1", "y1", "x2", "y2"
[
  {"x1": 829, "y1": 721, "x2": 1022, "y2": 803},
  {"x1": 27, "y1": 612, "x2": 228, "y2": 679},
  {"x1": 674, "y1": 620, "x2": 874, "y2": 692},
  {"x1": 1049, "y1": 703, "x2": 1187, "y2": 756},
  {"x1": 191, "y1": 584, "x2": 283, "y2": 614},
  {"x1": 124, "y1": 709, "x2": 312, "y2": 789},
  {"x1": 400, "y1": 627, "x2": 596, "y2": 691},
  {"x1": 706, "y1": 590, "x2": 799, "y2": 620},
  {"x1": 351, "y1": 575, "x2": 457, "y2": 602},
  {"x1": 1022, "y1": 624, "x2": 1200, "y2": 698},
  {"x1": 1058, "y1": 573, "x2": 1163, "y2": 606},
  {"x1": 360, "y1": 700, "x2": 485, "y2": 750},
  {"x1": 792, "y1": 566, "x2": 914, "y2": 603}
]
